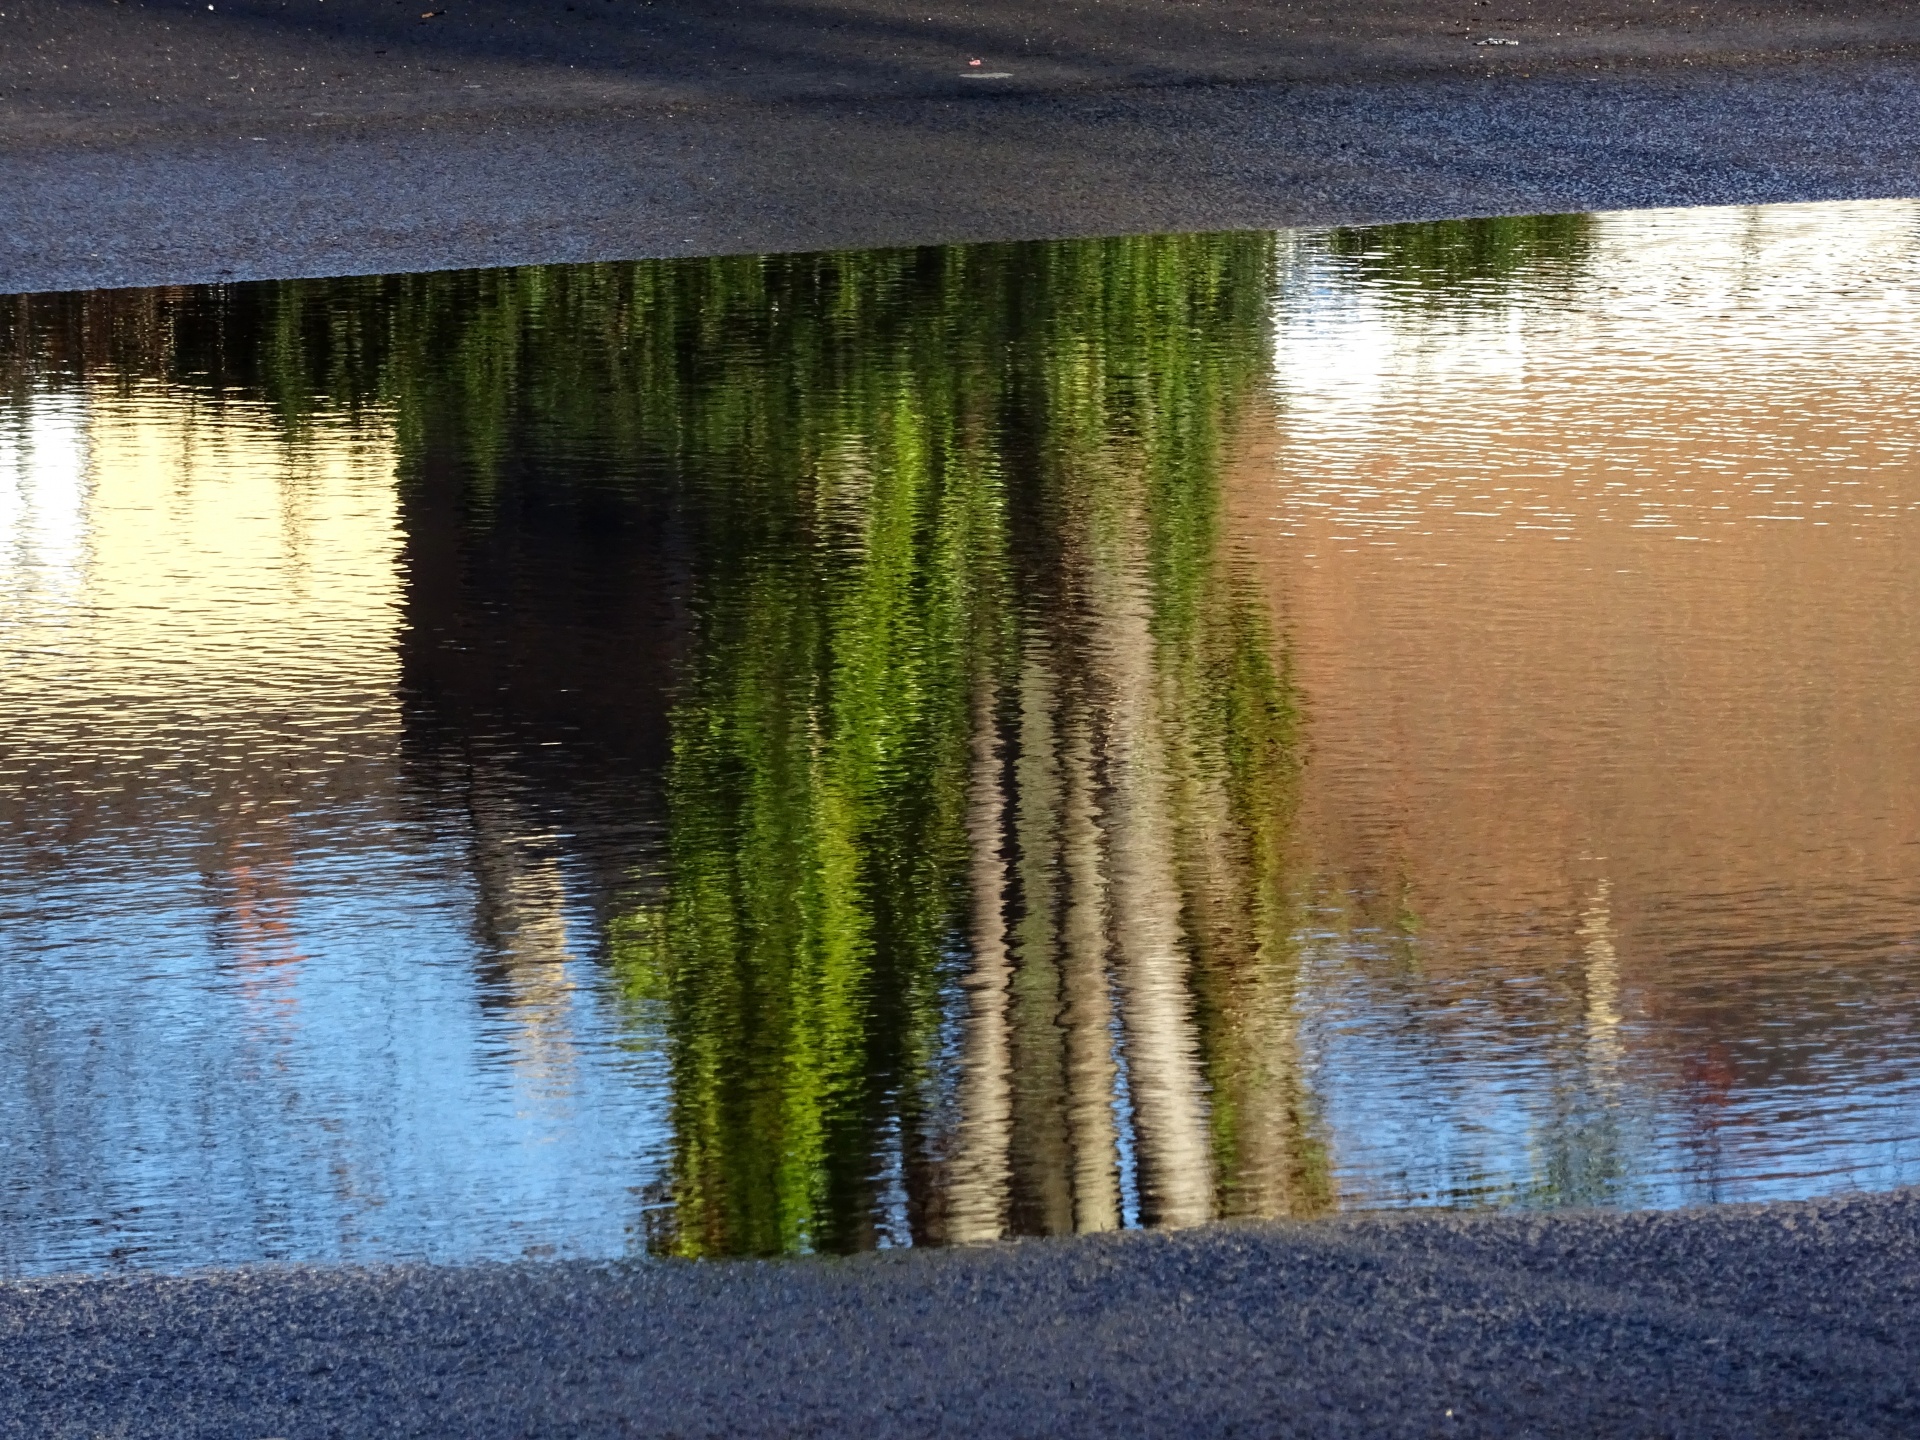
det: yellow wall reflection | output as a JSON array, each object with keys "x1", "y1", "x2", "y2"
[{"x1": 1, "y1": 389, "x2": 404, "y2": 846}]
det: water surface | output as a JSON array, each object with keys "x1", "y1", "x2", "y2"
[{"x1": 3, "y1": 200, "x2": 1918, "y2": 1272}]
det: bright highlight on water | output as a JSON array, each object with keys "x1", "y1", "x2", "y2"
[{"x1": 2, "y1": 199, "x2": 1917, "y2": 1274}]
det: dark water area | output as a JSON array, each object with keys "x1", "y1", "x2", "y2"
[{"x1": 3, "y1": 201, "x2": 1919, "y2": 1274}]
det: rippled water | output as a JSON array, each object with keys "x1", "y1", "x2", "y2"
[{"x1": 3, "y1": 200, "x2": 1918, "y2": 1273}]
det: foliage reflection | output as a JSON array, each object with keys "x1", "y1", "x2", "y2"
[{"x1": 5, "y1": 234, "x2": 1319, "y2": 1256}]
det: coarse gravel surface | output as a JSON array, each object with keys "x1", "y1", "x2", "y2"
[
  {"x1": 5, "y1": 0, "x2": 1920, "y2": 291},
  {"x1": 3, "y1": 1190, "x2": 1917, "y2": 1437}
]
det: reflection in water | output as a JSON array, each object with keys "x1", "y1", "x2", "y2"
[
  {"x1": 2, "y1": 200, "x2": 1919, "y2": 1272},
  {"x1": 1263, "y1": 200, "x2": 1920, "y2": 1208},
  {"x1": 601, "y1": 241, "x2": 1302, "y2": 1252}
]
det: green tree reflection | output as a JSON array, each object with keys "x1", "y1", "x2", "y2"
[
  {"x1": 596, "y1": 235, "x2": 1327, "y2": 1254},
  {"x1": 1320, "y1": 212, "x2": 1595, "y2": 304},
  {"x1": 4, "y1": 234, "x2": 1331, "y2": 1252}
]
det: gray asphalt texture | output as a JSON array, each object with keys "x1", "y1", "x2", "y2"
[
  {"x1": 9, "y1": 59, "x2": 1920, "y2": 297},
  {"x1": 5, "y1": 0, "x2": 1920, "y2": 293},
  {"x1": 4, "y1": 1190, "x2": 1917, "y2": 1437}
]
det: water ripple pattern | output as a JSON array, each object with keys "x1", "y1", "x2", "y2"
[
  {"x1": 1261, "y1": 200, "x2": 1920, "y2": 1208},
  {"x1": 0, "y1": 200, "x2": 1916, "y2": 1273}
]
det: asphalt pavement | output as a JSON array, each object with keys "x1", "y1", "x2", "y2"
[
  {"x1": 3, "y1": 1189, "x2": 1916, "y2": 1437},
  {"x1": 5, "y1": 0, "x2": 1920, "y2": 292}
]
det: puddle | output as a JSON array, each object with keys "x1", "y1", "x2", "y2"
[{"x1": 2, "y1": 200, "x2": 1918, "y2": 1270}]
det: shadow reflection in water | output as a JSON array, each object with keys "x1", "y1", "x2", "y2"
[{"x1": 1, "y1": 201, "x2": 1918, "y2": 1271}]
